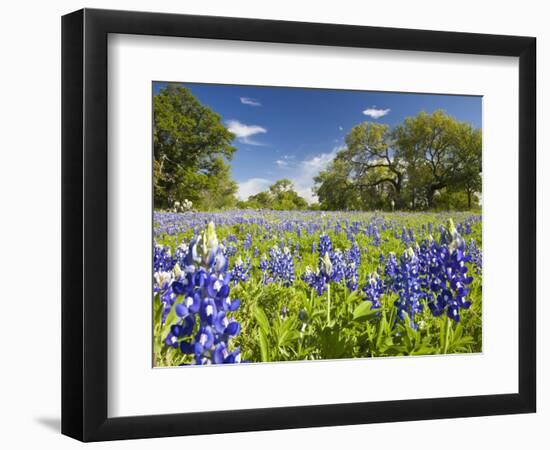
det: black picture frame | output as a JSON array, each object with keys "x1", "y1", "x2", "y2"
[{"x1": 61, "y1": 8, "x2": 536, "y2": 442}]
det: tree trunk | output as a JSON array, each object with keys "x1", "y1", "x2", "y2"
[
  {"x1": 427, "y1": 188, "x2": 435, "y2": 209},
  {"x1": 394, "y1": 174, "x2": 403, "y2": 208},
  {"x1": 427, "y1": 182, "x2": 445, "y2": 209}
]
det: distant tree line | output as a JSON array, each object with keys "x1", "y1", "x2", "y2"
[
  {"x1": 314, "y1": 111, "x2": 481, "y2": 211},
  {"x1": 154, "y1": 85, "x2": 481, "y2": 212},
  {"x1": 236, "y1": 179, "x2": 308, "y2": 210}
]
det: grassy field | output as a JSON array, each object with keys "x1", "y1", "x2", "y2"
[{"x1": 153, "y1": 210, "x2": 482, "y2": 367}]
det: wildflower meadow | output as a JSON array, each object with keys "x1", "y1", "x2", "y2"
[
  {"x1": 153, "y1": 211, "x2": 482, "y2": 366},
  {"x1": 152, "y1": 82, "x2": 482, "y2": 367}
]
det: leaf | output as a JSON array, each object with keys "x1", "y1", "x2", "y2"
[
  {"x1": 277, "y1": 318, "x2": 300, "y2": 347},
  {"x1": 411, "y1": 346, "x2": 435, "y2": 356},
  {"x1": 153, "y1": 339, "x2": 162, "y2": 356},
  {"x1": 352, "y1": 302, "x2": 378, "y2": 322},
  {"x1": 259, "y1": 329, "x2": 270, "y2": 362},
  {"x1": 280, "y1": 330, "x2": 301, "y2": 346},
  {"x1": 454, "y1": 323, "x2": 464, "y2": 342},
  {"x1": 439, "y1": 317, "x2": 446, "y2": 349},
  {"x1": 153, "y1": 294, "x2": 163, "y2": 328},
  {"x1": 254, "y1": 307, "x2": 271, "y2": 336},
  {"x1": 319, "y1": 327, "x2": 348, "y2": 359},
  {"x1": 450, "y1": 335, "x2": 475, "y2": 352},
  {"x1": 376, "y1": 316, "x2": 387, "y2": 348}
]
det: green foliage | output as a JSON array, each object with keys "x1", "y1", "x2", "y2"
[
  {"x1": 315, "y1": 111, "x2": 482, "y2": 211},
  {"x1": 314, "y1": 158, "x2": 362, "y2": 210},
  {"x1": 153, "y1": 85, "x2": 480, "y2": 213},
  {"x1": 352, "y1": 301, "x2": 379, "y2": 321},
  {"x1": 154, "y1": 211, "x2": 482, "y2": 366},
  {"x1": 239, "y1": 179, "x2": 308, "y2": 210},
  {"x1": 153, "y1": 84, "x2": 237, "y2": 210}
]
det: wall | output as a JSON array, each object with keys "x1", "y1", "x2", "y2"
[{"x1": 0, "y1": 0, "x2": 546, "y2": 448}]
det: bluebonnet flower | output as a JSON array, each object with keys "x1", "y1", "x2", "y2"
[
  {"x1": 373, "y1": 226, "x2": 381, "y2": 247},
  {"x1": 165, "y1": 308, "x2": 195, "y2": 348},
  {"x1": 318, "y1": 234, "x2": 333, "y2": 257},
  {"x1": 346, "y1": 240, "x2": 361, "y2": 267},
  {"x1": 384, "y1": 252, "x2": 399, "y2": 291},
  {"x1": 156, "y1": 222, "x2": 242, "y2": 365},
  {"x1": 400, "y1": 227, "x2": 410, "y2": 245},
  {"x1": 153, "y1": 244, "x2": 174, "y2": 272},
  {"x1": 154, "y1": 256, "x2": 186, "y2": 323},
  {"x1": 225, "y1": 243, "x2": 237, "y2": 257},
  {"x1": 304, "y1": 236, "x2": 361, "y2": 294},
  {"x1": 344, "y1": 261, "x2": 359, "y2": 292},
  {"x1": 231, "y1": 256, "x2": 251, "y2": 285},
  {"x1": 363, "y1": 272, "x2": 384, "y2": 308},
  {"x1": 392, "y1": 248, "x2": 425, "y2": 329},
  {"x1": 457, "y1": 222, "x2": 472, "y2": 235},
  {"x1": 425, "y1": 219, "x2": 473, "y2": 322},
  {"x1": 467, "y1": 239, "x2": 483, "y2": 274},
  {"x1": 173, "y1": 242, "x2": 189, "y2": 268},
  {"x1": 330, "y1": 250, "x2": 346, "y2": 283},
  {"x1": 243, "y1": 233, "x2": 253, "y2": 251},
  {"x1": 301, "y1": 265, "x2": 317, "y2": 288},
  {"x1": 344, "y1": 244, "x2": 360, "y2": 292},
  {"x1": 302, "y1": 253, "x2": 331, "y2": 296},
  {"x1": 317, "y1": 252, "x2": 333, "y2": 291},
  {"x1": 259, "y1": 254, "x2": 269, "y2": 273},
  {"x1": 263, "y1": 246, "x2": 295, "y2": 286},
  {"x1": 416, "y1": 236, "x2": 438, "y2": 290}
]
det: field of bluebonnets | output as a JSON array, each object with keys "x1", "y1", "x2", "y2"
[{"x1": 153, "y1": 210, "x2": 482, "y2": 367}]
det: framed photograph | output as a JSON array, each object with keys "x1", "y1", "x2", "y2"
[{"x1": 61, "y1": 8, "x2": 536, "y2": 442}]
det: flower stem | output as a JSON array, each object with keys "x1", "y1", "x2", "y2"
[
  {"x1": 443, "y1": 316, "x2": 451, "y2": 354},
  {"x1": 327, "y1": 283, "x2": 331, "y2": 326}
]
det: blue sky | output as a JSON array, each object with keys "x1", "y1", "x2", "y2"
[{"x1": 153, "y1": 82, "x2": 481, "y2": 203}]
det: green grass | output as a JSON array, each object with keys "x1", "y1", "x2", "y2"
[{"x1": 153, "y1": 211, "x2": 482, "y2": 366}]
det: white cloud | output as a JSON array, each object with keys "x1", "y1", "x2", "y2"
[
  {"x1": 226, "y1": 119, "x2": 267, "y2": 145},
  {"x1": 237, "y1": 178, "x2": 271, "y2": 200},
  {"x1": 227, "y1": 120, "x2": 267, "y2": 138},
  {"x1": 338, "y1": 125, "x2": 344, "y2": 131},
  {"x1": 290, "y1": 146, "x2": 342, "y2": 203},
  {"x1": 301, "y1": 149, "x2": 339, "y2": 173},
  {"x1": 237, "y1": 148, "x2": 342, "y2": 204},
  {"x1": 362, "y1": 107, "x2": 390, "y2": 119},
  {"x1": 275, "y1": 154, "x2": 295, "y2": 169},
  {"x1": 240, "y1": 97, "x2": 262, "y2": 106}
]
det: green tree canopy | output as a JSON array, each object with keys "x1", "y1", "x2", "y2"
[
  {"x1": 313, "y1": 158, "x2": 361, "y2": 210},
  {"x1": 239, "y1": 179, "x2": 308, "y2": 210},
  {"x1": 394, "y1": 110, "x2": 462, "y2": 207},
  {"x1": 448, "y1": 124, "x2": 482, "y2": 209},
  {"x1": 341, "y1": 122, "x2": 405, "y2": 206},
  {"x1": 315, "y1": 111, "x2": 482, "y2": 211},
  {"x1": 153, "y1": 85, "x2": 237, "y2": 210},
  {"x1": 153, "y1": 87, "x2": 480, "y2": 213}
]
